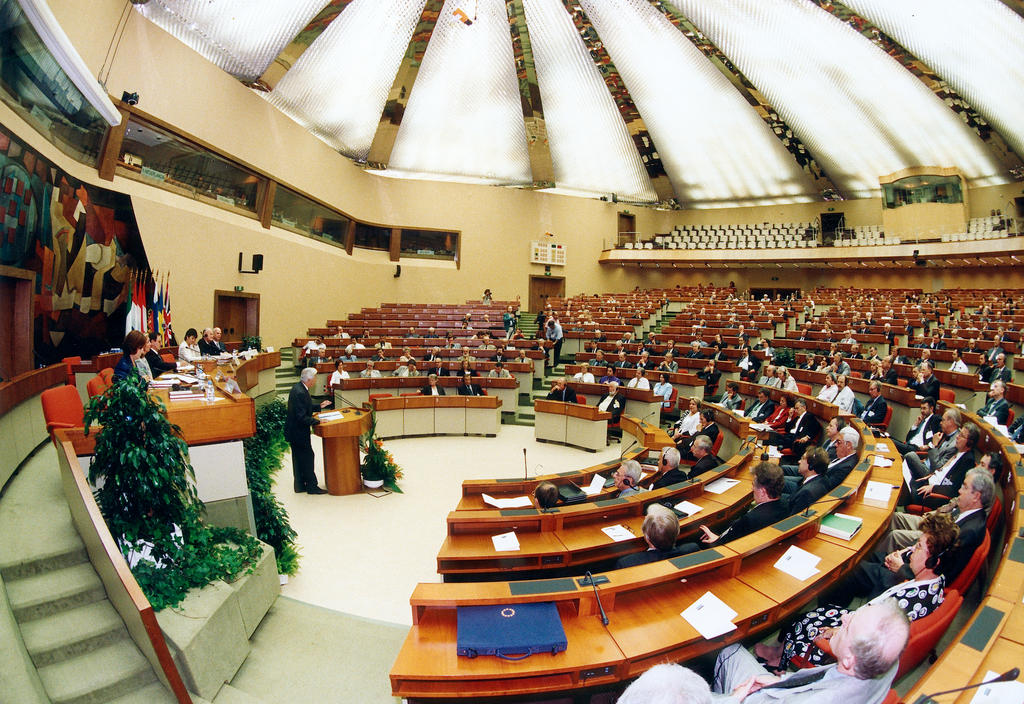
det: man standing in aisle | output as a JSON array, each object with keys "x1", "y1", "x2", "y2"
[
  {"x1": 286, "y1": 367, "x2": 330, "y2": 494},
  {"x1": 546, "y1": 317, "x2": 563, "y2": 367}
]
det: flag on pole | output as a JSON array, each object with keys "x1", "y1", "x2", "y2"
[
  {"x1": 124, "y1": 272, "x2": 135, "y2": 337},
  {"x1": 162, "y1": 273, "x2": 173, "y2": 345}
]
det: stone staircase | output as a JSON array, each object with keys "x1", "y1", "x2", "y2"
[
  {"x1": 275, "y1": 347, "x2": 300, "y2": 400},
  {"x1": 0, "y1": 458, "x2": 176, "y2": 704}
]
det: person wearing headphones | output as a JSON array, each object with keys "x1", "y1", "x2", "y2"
[{"x1": 612, "y1": 460, "x2": 643, "y2": 498}]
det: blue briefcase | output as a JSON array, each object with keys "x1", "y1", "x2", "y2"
[{"x1": 456, "y1": 602, "x2": 568, "y2": 659}]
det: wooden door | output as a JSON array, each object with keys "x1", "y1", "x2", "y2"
[
  {"x1": 213, "y1": 291, "x2": 260, "y2": 342},
  {"x1": 617, "y1": 212, "x2": 636, "y2": 247},
  {"x1": 529, "y1": 276, "x2": 565, "y2": 313}
]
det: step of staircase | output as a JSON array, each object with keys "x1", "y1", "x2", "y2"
[
  {"x1": 106, "y1": 681, "x2": 180, "y2": 704},
  {"x1": 20, "y1": 599, "x2": 127, "y2": 667},
  {"x1": 6, "y1": 562, "x2": 107, "y2": 623},
  {"x1": 36, "y1": 639, "x2": 156, "y2": 704},
  {"x1": 0, "y1": 544, "x2": 88, "y2": 581}
]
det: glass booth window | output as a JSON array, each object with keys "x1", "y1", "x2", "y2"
[
  {"x1": 882, "y1": 174, "x2": 963, "y2": 209},
  {"x1": 117, "y1": 117, "x2": 260, "y2": 213},
  {"x1": 0, "y1": 0, "x2": 108, "y2": 166},
  {"x1": 400, "y1": 229, "x2": 457, "y2": 260},
  {"x1": 354, "y1": 223, "x2": 390, "y2": 250},
  {"x1": 272, "y1": 186, "x2": 349, "y2": 244}
]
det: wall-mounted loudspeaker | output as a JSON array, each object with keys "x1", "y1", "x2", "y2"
[{"x1": 238, "y1": 252, "x2": 264, "y2": 274}]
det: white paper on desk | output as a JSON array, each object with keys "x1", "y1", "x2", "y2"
[
  {"x1": 749, "y1": 423, "x2": 771, "y2": 431},
  {"x1": 681, "y1": 591, "x2": 738, "y2": 640},
  {"x1": 901, "y1": 458, "x2": 914, "y2": 488},
  {"x1": 581, "y1": 474, "x2": 605, "y2": 496},
  {"x1": 674, "y1": 500, "x2": 703, "y2": 517},
  {"x1": 766, "y1": 445, "x2": 782, "y2": 459},
  {"x1": 481, "y1": 494, "x2": 533, "y2": 509},
  {"x1": 174, "y1": 374, "x2": 198, "y2": 384},
  {"x1": 874, "y1": 441, "x2": 893, "y2": 453},
  {"x1": 169, "y1": 393, "x2": 204, "y2": 401},
  {"x1": 955, "y1": 403, "x2": 967, "y2": 410},
  {"x1": 491, "y1": 531, "x2": 520, "y2": 551},
  {"x1": 863, "y1": 481, "x2": 894, "y2": 503},
  {"x1": 705, "y1": 478, "x2": 740, "y2": 495},
  {"x1": 317, "y1": 411, "x2": 343, "y2": 421},
  {"x1": 601, "y1": 525, "x2": 635, "y2": 542},
  {"x1": 873, "y1": 455, "x2": 894, "y2": 468},
  {"x1": 968, "y1": 670, "x2": 1024, "y2": 704},
  {"x1": 773, "y1": 545, "x2": 821, "y2": 581}
]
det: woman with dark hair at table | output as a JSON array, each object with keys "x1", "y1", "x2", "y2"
[{"x1": 114, "y1": 330, "x2": 151, "y2": 381}]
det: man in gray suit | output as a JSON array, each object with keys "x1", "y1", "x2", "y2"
[
  {"x1": 902, "y1": 407, "x2": 961, "y2": 481},
  {"x1": 711, "y1": 598, "x2": 909, "y2": 703}
]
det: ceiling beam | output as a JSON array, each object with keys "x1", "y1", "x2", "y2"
[{"x1": 506, "y1": 0, "x2": 554, "y2": 187}]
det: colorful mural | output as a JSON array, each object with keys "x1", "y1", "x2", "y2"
[{"x1": 0, "y1": 122, "x2": 148, "y2": 363}]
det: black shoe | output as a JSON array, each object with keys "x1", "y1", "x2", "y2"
[
  {"x1": 294, "y1": 486, "x2": 306, "y2": 493},
  {"x1": 307, "y1": 486, "x2": 328, "y2": 495}
]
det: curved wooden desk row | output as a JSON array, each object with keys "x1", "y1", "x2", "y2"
[
  {"x1": 733, "y1": 380, "x2": 845, "y2": 423},
  {"x1": 365, "y1": 395, "x2": 502, "y2": 440},
  {"x1": 331, "y1": 376, "x2": 518, "y2": 412},
  {"x1": 438, "y1": 460, "x2": 754, "y2": 577},
  {"x1": 574, "y1": 351, "x2": 740, "y2": 375},
  {"x1": 391, "y1": 422, "x2": 900, "y2": 700},
  {"x1": 903, "y1": 412, "x2": 1024, "y2": 703}
]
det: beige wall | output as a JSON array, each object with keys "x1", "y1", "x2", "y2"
[{"x1": 23, "y1": 0, "x2": 1023, "y2": 347}]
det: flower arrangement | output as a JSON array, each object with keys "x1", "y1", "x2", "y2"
[{"x1": 359, "y1": 413, "x2": 404, "y2": 492}]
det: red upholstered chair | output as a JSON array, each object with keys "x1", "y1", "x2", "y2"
[
  {"x1": 897, "y1": 378, "x2": 908, "y2": 388},
  {"x1": 986, "y1": 495, "x2": 1002, "y2": 536},
  {"x1": 161, "y1": 353, "x2": 175, "y2": 364},
  {"x1": 98, "y1": 367, "x2": 114, "y2": 384},
  {"x1": 881, "y1": 689, "x2": 900, "y2": 704},
  {"x1": 61, "y1": 356, "x2": 81, "y2": 387},
  {"x1": 86, "y1": 376, "x2": 109, "y2": 398},
  {"x1": 1006, "y1": 409, "x2": 1015, "y2": 427},
  {"x1": 796, "y1": 382, "x2": 812, "y2": 396},
  {"x1": 41, "y1": 385, "x2": 84, "y2": 437},
  {"x1": 938, "y1": 388, "x2": 955, "y2": 404},
  {"x1": 576, "y1": 395, "x2": 587, "y2": 405},
  {"x1": 661, "y1": 387, "x2": 680, "y2": 423},
  {"x1": 711, "y1": 431, "x2": 724, "y2": 457},
  {"x1": 400, "y1": 392, "x2": 420, "y2": 397},
  {"x1": 869, "y1": 405, "x2": 893, "y2": 432},
  {"x1": 948, "y1": 531, "x2": 989, "y2": 597}
]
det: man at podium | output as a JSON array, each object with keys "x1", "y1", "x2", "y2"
[{"x1": 286, "y1": 367, "x2": 331, "y2": 494}]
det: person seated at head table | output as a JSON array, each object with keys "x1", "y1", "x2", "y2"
[
  {"x1": 144, "y1": 331, "x2": 175, "y2": 376},
  {"x1": 115, "y1": 330, "x2": 152, "y2": 381},
  {"x1": 178, "y1": 328, "x2": 202, "y2": 363}
]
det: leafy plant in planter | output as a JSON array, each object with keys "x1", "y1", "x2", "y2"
[
  {"x1": 84, "y1": 376, "x2": 262, "y2": 610},
  {"x1": 359, "y1": 413, "x2": 404, "y2": 493},
  {"x1": 773, "y1": 346, "x2": 796, "y2": 369},
  {"x1": 243, "y1": 399, "x2": 301, "y2": 575},
  {"x1": 241, "y1": 335, "x2": 262, "y2": 352}
]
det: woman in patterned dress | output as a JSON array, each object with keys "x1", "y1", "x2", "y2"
[{"x1": 755, "y1": 513, "x2": 958, "y2": 671}]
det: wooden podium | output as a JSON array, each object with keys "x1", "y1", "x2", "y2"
[{"x1": 314, "y1": 408, "x2": 372, "y2": 495}]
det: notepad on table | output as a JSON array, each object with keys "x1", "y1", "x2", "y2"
[
  {"x1": 681, "y1": 591, "x2": 738, "y2": 640},
  {"x1": 863, "y1": 481, "x2": 893, "y2": 503},
  {"x1": 491, "y1": 531, "x2": 520, "y2": 551},
  {"x1": 704, "y1": 478, "x2": 740, "y2": 494},
  {"x1": 673, "y1": 500, "x2": 703, "y2": 517},
  {"x1": 601, "y1": 525, "x2": 634, "y2": 542},
  {"x1": 481, "y1": 494, "x2": 533, "y2": 509},
  {"x1": 773, "y1": 545, "x2": 821, "y2": 581},
  {"x1": 581, "y1": 474, "x2": 605, "y2": 496}
]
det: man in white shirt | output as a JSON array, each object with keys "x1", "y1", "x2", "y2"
[
  {"x1": 572, "y1": 362, "x2": 595, "y2": 383},
  {"x1": 833, "y1": 374, "x2": 855, "y2": 412},
  {"x1": 344, "y1": 338, "x2": 366, "y2": 361},
  {"x1": 360, "y1": 360, "x2": 381, "y2": 378},
  {"x1": 626, "y1": 367, "x2": 651, "y2": 390}
]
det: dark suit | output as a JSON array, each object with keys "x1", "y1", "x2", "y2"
[
  {"x1": 745, "y1": 398, "x2": 775, "y2": 422},
  {"x1": 986, "y1": 345, "x2": 1005, "y2": 363},
  {"x1": 546, "y1": 386, "x2": 578, "y2": 403},
  {"x1": 1009, "y1": 416, "x2": 1024, "y2": 443},
  {"x1": 893, "y1": 413, "x2": 942, "y2": 455},
  {"x1": 144, "y1": 349, "x2": 176, "y2": 376},
  {"x1": 787, "y1": 474, "x2": 830, "y2": 515},
  {"x1": 908, "y1": 374, "x2": 939, "y2": 400},
  {"x1": 614, "y1": 546, "x2": 679, "y2": 569},
  {"x1": 680, "y1": 423, "x2": 719, "y2": 459},
  {"x1": 651, "y1": 467, "x2": 689, "y2": 490},
  {"x1": 823, "y1": 453, "x2": 858, "y2": 490},
  {"x1": 883, "y1": 368, "x2": 899, "y2": 385},
  {"x1": 596, "y1": 392, "x2": 626, "y2": 423},
  {"x1": 285, "y1": 381, "x2": 319, "y2": 492},
  {"x1": 678, "y1": 499, "x2": 790, "y2": 554},
  {"x1": 910, "y1": 451, "x2": 975, "y2": 509},
  {"x1": 697, "y1": 368, "x2": 721, "y2": 397},
  {"x1": 989, "y1": 366, "x2": 1012, "y2": 384},
  {"x1": 458, "y1": 383, "x2": 485, "y2": 396},
  {"x1": 689, "y1": 453, "x2": 723, "y2": 480},
  {"x1": 977, "y1": 397, "x2": 1009, "y2": 425},
  {"x1": 198, "y1": 338, "x2": 220, "y2": 356},
  {"x1": 860, "y1": 395, "x2": 888, "y2": 426},
  {"x1": 420, "y1": 383, "x2": 446, "y2": 396},
  {"x1": 779, "y1": 412, "x2": 821, "y2": 459}
]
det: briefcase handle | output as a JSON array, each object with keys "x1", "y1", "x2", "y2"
[{"x1": 495, "y1": 650, "x2": 533, "y2": 661}]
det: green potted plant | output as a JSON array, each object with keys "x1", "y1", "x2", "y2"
[
  {"x1": 358, "y1": 413, "x2": 403, "y2": 492},
  {"x1": 84, "y1": 376, "x2": 261, "y2": 609}
]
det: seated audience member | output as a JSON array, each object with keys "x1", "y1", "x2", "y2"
[
  {"x1": 360, "y1": 360, "x2": 381, "y2": 378},
  {"x1": 903, "y1": 407, "x2": 962, "y2": 481},
  {"x1": 832, "y1": 374, "x2": 855, "y2": 413},
  {"x1": 893, "y1": 397, "x2": 940, "y2": 456},
  {"x1": 572, "y1": 362, "x2": 595, "y2": 383},
  {"x1": 948, "y1": 348, "x2": 968, "y2": 374},
  {"x1": 420, "y1": 373, "x2": 445, "y2": 396},
  {"x1": 627, "y1": 367, "x2": 651, "y2": 390},
  {"x1": 613, "y1": 459, "x2": 643, "y2": 498},
  {"x1": 596, "y1": 381, "x2": 627, "y2": 424},
  {"x1": 144, "y1": 332, "x2": 175, "y2": 376},
  {"x1": 777, "y1": 366, "x2": 798, "y2": 393},
  {"x1": 764, "y1": 514, "x2": 956, "y2": 672},
  {"x1": 776, "y1": 398, "x2": 820, "y2": 459},
  {"x1": 457, "y1": 371, "x2": 485, "y2": 396},
  {"x1": 616, "y1": 663, "x2": 710, "y2": 704},
  {"x1": 988, "y1": 353, "x2": 1012, "y2": 384},
  {"x1": 686, "y1": 341, "x2": 704, "y2": 359},
  {"x1": 653, "y1": 372, "x2": 674, "y2": 410},
  {"x1": 680, "y1": 409, "x2": 718, "y2": 459},
  {"x1": 178, "y1": 328, "x2": 202, "y2": 363},
  {"x1": 859, "y1": 380, "x2": 888, "y2": 426},
  {"x1": 881, "y1": 355, "x2": 899, "y2": 385},
  {"x1": 744, "y1": 389, "x2": 775, "y2": 422},
  {"x1": 488, "y1": 361, "x2": 512, "y2": 379},
  {"x1": 613, "y1": 350, "x2": 633, "y2": 370},
  {"x1": 672, "y1": 398, "x2": 702, "y2": 442},
  {"x1": 648, "y1": 446, "x2": 687, "y2": 489},
  {"x1": 977, "y1": 379, "x2": 1009, "y2": 425},
  {"x1": 546, "y1": 376, "x2": 578, "y2": 403},
  {"x1": 713, "y1": 599, "x2": 909, "y2": 702},
  {"x1": 676, "y1": 462, "x2": 788, "y2": 554},
  {"x1": 764, "y1": 394, "x2": 792, "y2": 432},
  {"x1": 114, "y1": 330, "x2": 151, "y2": 381},
  {"x1": 328, "y1": 359, "x2": 349, "y2": 392},
  {"x1": 785, "y1": 447, "x2": 831, "y2": 515},
  {"x1": 816, "y1": 372, "x2": 839, "y2": 403},
  {"x1": 835, "y1": 469, "x2": 993, "y2": 606},
  {"x1": 821, "y1": 425, "x2": 860, "y2": 490},
  {"x1": 719, "y1": 382, "x2": 742, "y2": 412},
  {"x1": 688, "y1": 434, "x2": 723, "y2": 479},
  {"x1": 198, "y1": 328, "x2": 220, "y2": 356},
  {"x1": 697, "y1": 359, "x2": 721, "y2": 398},
  {"x1": 658, "y1": 351, "x2": 679, "y2": 373},
  {"x1": 758, "y1": 364, "x2": 778, "y2": 387},
  {"x1": 830, "y1": 352, "x2": 851, "y2": 376},
  {"x1": 599, "y1": 365, "x2": 621, "y2": 385},
  {"x1": 393, "y1": 356, "x2": 411, "y2": 377},
  {"x1": 908, "y1": 360, "x2": 940, "y2": 400},
  {"x1": 533, "y1": 481, "x2": 558, "y2": 509},
  {"x1": 636, "y1": 350, "x2": 653, "y2": 371},
  {"x1": 736, "y1": 346, "x2": 760, "y2": 381},
  {"x1": 614, "y1": 504, "x2": 680, "y2": 569},
  {"x1": 907, "y1": 422, "x2": 979, "y2": 509}
]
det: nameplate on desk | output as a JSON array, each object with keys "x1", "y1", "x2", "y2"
[
  {"x1": 670, "y1": 549, "x2": 725, "y2": 570},
  {"x1": 772, "y1": 514, "x2": 810, "y2": 532},
  {"x1": 853, "y1": 460, "x2": 870, "y2": 473},
  {"x1": 594, "y1": 497, "x2": 627, "y2": 507},
  {"x1": 500, "y1": 509, "x2": 539, "y2": 517},
  {"x1": 960, "y1": 605, "x2": 1005, "y2": 652},
  {"x1": 1008, "y1": 537, "x2": 1024, "y2": 564},
  {"x1": 828, "y1": 486, "x2": 853, "y2": 499},
  {"x1": 508, "y1": 578, "x2": 578, "y2": 596},
  {"x1": 556, "y1": 470, "x2": 580, "y2": 477},
  {"x1": 496, "y1": 478, "x2": 522, "y2": 483}
]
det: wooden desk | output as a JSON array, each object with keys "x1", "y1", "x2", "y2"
[
  {"x1": 534, "y1": 399, "x2": 611, "y2": 452},
  {"x1": 368, "y1": 395, "x2": 502, "y2": 439},
  {"x1": 313, "y1": 408, "x2": 372, "y2": 495}
]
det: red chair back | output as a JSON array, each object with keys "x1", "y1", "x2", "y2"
[
  {"x1": 896, "y1": 589, "x2": 962, "y2": 680},
  {"x1": 986, "y1": 495, "x2": 1002, "y2": 536},
  {"x1": 61, "y1": 356, "x2": 82, "y2": 387},
  {"x1": 86, "y1": 376, "x2": 109, "y2": 398},
  {"x1": 1006, "y1": 409, "x2": 1015, "y2": 427},
  {"x1": 400, "y1": 392, "x2": 420, "y2": 397},
  {"x1": 938, "y1": 388, "x2": 955, "y2": 403},
  {"x1": 41, "y1": 385, "x2": 85, "y2": 436},
  {"x1": 871, "y1": 404, "x2": 893, "y2": 431},
  {"x1": 98, "y1": 367, "x2": 114, "y2": 383},
  {"x1": 161, "y1": 353, "x2": 175, "y2": 364},
  {"x1": 949, "y1": 531, "x2": 989, "y2": 596},
  {"x1": 576, "y1": 394, "x2": 587, "y2": 405},
  {"x1": 368, "y1": 393, "x2": 393, "y2": 402},
  {"x1": 711, "y1": 431, "x2": 724, "y2": 456},
  {"x1": 796, "y1": 382, "x2": 812, "y2": 396},
  {"x1": 897, "y1": 378, "x2": 908, "y2": 387}
]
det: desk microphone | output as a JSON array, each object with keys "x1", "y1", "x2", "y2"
[
  {"x1": 523, "y1": 448, "x2": 528, "y2": 480},
  {"x1": 620, "y1": 438, "x2": 639, "y2": 459},
  {"x1": 335, "y1": 392, "x2": 360, "y2": 409},
  {"x1": 801, "y1": 492, "x2": 853, "y2": 518},
  {"x1": 584, "y1": 571, "x2": 610, "y2": 626},
  {"x1": 911, "y1": 667, "x2": 1019, "y2": 703}
]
